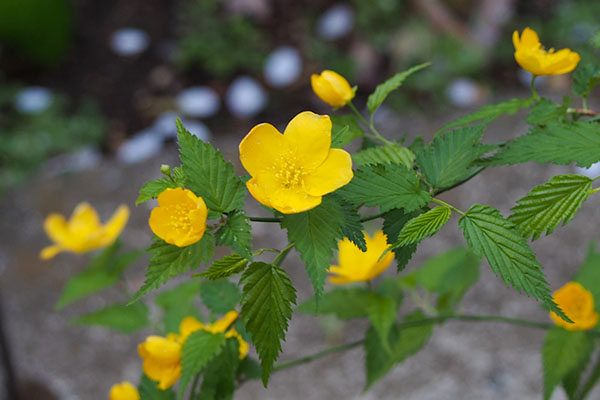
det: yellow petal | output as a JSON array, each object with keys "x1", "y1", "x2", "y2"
[
  {"x1": 283, "y1": 111, "x2": 332, "y2": 170},
  {"x1": 321, "y1": 70, "x2": 354, "y2": 101},
  {"x1": 179, "y1": 316, "x2": 204, "y2": 340},
  {"x1": 245, "y1": 176, "x2": 273, "y2": 209},
  {"x1": 207, "y1": 310, "x2": 239, "y2": 333},
  {"x1": 149, "y1": 206, "x2": 179, "y2": 244},
  {"x1": 519, "y1": 27, "x2": 540, "y2": 49},
  {"x1": 270, "y1": 186, "x2": 322, "y2": 214},
  {"x1": 69, "y1": 202, "x2": 101, "y2": 231},
  {"x1": 239, "y1": 123, "x2": 289, "y2": 177},
  {"x1": 225, "y1": 329, "x2": 249, "y2": 359},
  {"x1": 43, "y1": 213, "x2": 70, "y2": 245},
  {"x1": 303, "y1": 149, "x2": 353, "y2": 196},
  {"x1": 362, "y1": 231, "x2": 394, "y2": 280},
  {"x1": 515, "y1": 50, "x2": 544, "y2": 75},
  {"x1": 40, "y1": 245, "x2": 64, "y2": 260},
  {"x1": 138, "y1": 336, "x2": 181, "y2": 363},
  {"x1": 100, "y1": 204, "x2": 130, "y2": 246},
  {"x1": 157, "y1": 188, "x2": 198, "y2": 208},
  {"x1": 311, "y1": 71, "x2": 354, "y2": 107},
  {"x1": 109, "y1": 381, "x2": 140, "y2": 400},
  {"x1": 545, "y1": 49, "x2": 580, "y2": 74}
]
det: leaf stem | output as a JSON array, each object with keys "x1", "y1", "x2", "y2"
[
  {"x1": 348, "y1": 101, "x2": 394, "y2": 146},
  {"x1": 530, "y1": 74, "x2": 539, "y2": 101},
  {"x1": 434, "y1": 166, "x2": 486, "y2": 196},
  {"x1": 272, "y1": 339, "x2": 364, "y2": 372},
  {"x1": 359, "y1": 210, "x2": 388, "y2": 222},
  {"x1": 273, "y1": 243, "x2": 295, "y2": 266},
  {"x1": 431, "y1": 198, "x2": 465, "y2": 216},
  {"x1": 247, "y1": 216, "x2": 282, "y2": 223}
]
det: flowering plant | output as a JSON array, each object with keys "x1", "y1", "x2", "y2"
[{"x1": 44, "y1": 27, "x2": 600, "y2": 399}]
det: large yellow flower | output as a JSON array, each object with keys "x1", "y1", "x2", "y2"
[
  {"x1": 40, "y1": 202, "x2": 129, "y2": 260},
  {"x1": 149, "y1": 188, "x2": 208, "y2": 247},
  {"x1": 550, "y1": 281, "x2": 599, "y2": 331},
  {"x1": 329, "y1": 231, "x2": 394, "y2": 284},
  {"x1": 138, "y1": 335, "x2": 182, "y2": 390},
  {"x1": 109, "y1": 381, "x2": 140, "y2": 400},
  {"x1": 513, "y1": 27, "x2": 580, "y2": 76},
  {"x1": 239, "y1": 111, "x2": 353, "y2": 214},
  {"x1": 311, "y1": 70, "x2": 355, "y2": 107}
]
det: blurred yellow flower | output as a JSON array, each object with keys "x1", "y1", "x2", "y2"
[
  {"x1": 513, "y1": 27, "x2": 580, "y2": 76},
  {"x1": 239, "y1": 111, "x2": 353, "y2": 214},
  {"x1": 329, "y1": 231, "x2": 394, "y2": 284},
  {"x1": 311, "y1": 70, "x2": 355, "y2": 107},
  {"x1": 149, "y1": 188, "x2": 207, "y2": 247},
  {"x1": 138, "y1": 335, "x2": 182, "y2": 390},
  {"x1": 109, "y1": 381, "x2": 140, "y2": 400},
  {"x1": 550, "y1": 281, "x2": 598, "y2": 331},
  {"x1": 40, "y1": 202, "x2": 129, "y2": 260}
]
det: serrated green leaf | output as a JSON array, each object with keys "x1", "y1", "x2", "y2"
[
  {"x1": 200, "y1": 279, "x2": 241, "y2": 315},
  {"x1": 240, "y1": 262, "x2": 296, "y2": 386},
  {"x1": 139, "y1": 373, "x2": 176, "y2": 400},
  {"x1": 338, "y1": 163, "x2": 431, "y2": 213},
  {"x1": 72, "y1": 302, "x2": 148, "y2": 333},
  {"x1": 382, "y1": 208, "x2": 424, "y2": 271},
  {"x1": 508, "y1": 174, "x2": 594, "y2": 240},
  {"x1": 525, "y1": 98, "x2": 569, "y2": 126},
  {"x1": 392, "y1": 206, "x2": 451, "y2": 248},
  {"x1": 436, "y1": 97, "x2": 530, "y2": 134},
  {"x1": 155, "y1": 281, "x2": 202, "y2": 334},
  {"x1": 281, "y1": 197, "x2": 344, "y2": 299},
  {"x1": 197, "y1": 253, "x2": 249, "y2": 280},
  {"x1": 367, "y1": 62, "x2": 431, "y2": 115},
  {"x1": 197, "y1": 338, "x2": 240, "y2": 400},
  {"x1": 330, "y1": 194, "x2": 366, "y2": 251},
  {"x1": 573, "y1": 63, "x2": 600, "y2": 97},
  {"x1": 416, "y1": 124, "x2": 491, "y2": 190},
  {"x1": 542, "y1": 327, "x2": 592, "y2": 400},
  {"x1": 365, "y1": 295, "x2": 397, "y2": 352},
  {"x1": 489, "y1": 121, "x2": 600, "y2": 168},
  {"x1": 459, "y1": 204, "x2": 566, "y2": 319},
  {"x1": 352, "y1": 144, "x2": 415, "y2": 169},
  {"x1": 215, "y1": 210, "x2": 253, "y2": 259},
  {"x1": 131, "y1": 235, "x2": 215, "y2": 303},
  {"x1": 562, "y1": 338, "x2": 595, "y2": 400},
  {"x1": 136, "y1": 167, "x2": 187, "y2": 205},
  {"x1": 365, "y1": 311, "x2": 433, "y2": 389},
  {"x1": 330, "y1": 114, "x2": 364, "y2": 148},
  {"x1": 56, "y1": 242, "x2": 140, "y2": 309},
  {"x1": 177, "y1": 119, "x2": 245, "y2": 212},
  {"x1": 178, "y1": 330, "x2": 226, "y2": 400}
]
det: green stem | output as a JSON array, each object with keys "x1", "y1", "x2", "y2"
[
  {"x1": 273, "y1": 243, "x2": 295, "y2": 266},
  {"x1": 348, "y1": 101, "x2": 394, "y2": 146},
  {"x1": 247, "y1": 216, "x2": 282, "y2": 223},
  {"x1": 431, "y1": 198, "x2": 465, "y2": 216},
  {"x1": 272, "y1": 339, "x2": 364, "y2": 373},
  {"x1": 360, "y1": 210, "x2": 388, "y2": 222},
  {"x1": 434, "y1": 166, "x2": 486, "y2": 196},
  {"x1": 530, "y1": 74, "x2": 539, "y2": 101},
  {"x1": 583, "y1": 96, "x2": 589, "y2": 111}
]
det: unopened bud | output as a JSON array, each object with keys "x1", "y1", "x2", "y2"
[{"x1": 160, "y1": 164, "x2": 171, "y2": 176}]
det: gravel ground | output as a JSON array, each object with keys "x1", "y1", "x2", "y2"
[{"x1": 2, "y1": 96, "x2": 600, "y2": 400}]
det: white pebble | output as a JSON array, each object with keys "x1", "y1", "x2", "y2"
[
  {"x1": 518, "y1": 70, "x2": 547, "y2": 89},
  {"x1": 446, "y1": 78, "x2": 480, "y2": 108},
  {"x1": 177, "y1": 86, "x2": 220, "y2": 118},
  {"x1": 14, "y1": 87, "x2": 53, "y2": 114},
  {"x1": 110, "y1": 28, "x2": 150, "y2": 56},
  {"x1": 226, "y1": 76, "x2": 267, "y2": 118},
  {"x1": 117, "y1": 129, "x2": 163, "y2": 164},
  {"x1": 153, "y1": 111, "x2": 180, "y2": 139},
  {"x1": 264, "y1": 46, "x2": 302, "y2": 88},
  {"x1": 317, "y1": 3, "x2": 355, "y2": 40},
  {"x1": 574, "y1": 162, "x2": 600, "y2": 179}
]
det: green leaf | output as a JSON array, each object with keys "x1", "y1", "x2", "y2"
[
  {"x1": 338, "y1": 163, "x2": 431, "y2": 213},
  {"x1": 200, "y1": 280, "x2": 241, "y2": 315},
  {"x1": 382, "y1": 208, "x2": 424, "y2": 271},
  {"x1": 352, "y1": 144, "x2": 415, "y2": 169},
  {"x1": 131, "y1": 235, "x2": 215, "y2": 303},
  {"x1": 459, "y1": 204, "x2": 566, "y2": 319},
  {"x1": 392, "y1": 206, "x2": 451, "y2": 248},
  {"x1": 436, "y1": 97, "x2": 530, "y2": 134},
  {"x1": 56, "y1": 242, "x2": 140, "y2": 310},
  {"x1": 573, "y1": 63, "x2": 600, "y2": 97},
  {"x1": 178, "y1": 330, "x2": 226, "y2": 400},
  {"x1": 240, "y1": 262, "x2": 296, "y2": 386},
  {"x1": 364, "y1": 311, "x2": 434, "y2": 389},
  {"x1": 281, "y1": 197, "x2": 344, "y2": 299},
  {"x1": 154, "y1": 281, "x2": 202, "y2": 334},
  {"x1": 367, "y1": 62, "x2": 431, "y2": 115},
  {"x1": 365, "y1": 295, "x2": 397, "y2": 352},
  {"x1": 525, "y1": 98, "x2": 569, "y2": 126},
  {"x1": 72, "y1": 302, "x2": 148, "y2": 333},
  {"x1": 330, "y1": 114, "x2": 364, "y2": 148},
  {"x1": 508, "y1": 174, "x2": 595, "y2": 240},
  {"x1": 416, "y1": 124, "x2": 492, "y2": 190},
  {"x1": 542, "y1": 327, "x2": 592, "y2": 400},
  {"x1": 196, "y1": 253, "x2": 249, "y2": 280},
  {"x1": 197, "y1": 338, "x2": 240, "y2": 400},
  {"x1": 562, "y1": 338, "x2": 595, "y2": 400},
  {"x1": 236, "y1": 357, "x2": 262, "y2": 381},
  {"x1": 215, "y1": 210, "x2": 253, "y2": 260},
  {"x1": 297, "y1": 287, "x2": 379, "y2": 319},
  {"x1": 138, "y1": 373, "x2": 176, "y2": 400},
  {"x1": 489, "y1": 121, "x2": 600, "y2": 168},
  {"x1": 330, "y1": 194, "x2": 366, "y2": 251},
  {"x1": 136, "y1": 167, "x2": 186, "y2": 205},
  {"x1": 177, "y1": 119, "x2": 245, "y2": 212},
  {"x1": 574, "y1": 243, "x2": 600, "y2": 311}
]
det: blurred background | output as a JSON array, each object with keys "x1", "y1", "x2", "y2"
[{"x1": 1, "y1": 0, "x2": 600, "y2": 399}]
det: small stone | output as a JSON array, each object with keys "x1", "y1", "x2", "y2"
[
  {"x1": 264, "y1": 46, "x2": 302, "y2": 88},
  {"x1": 317, "y1": 3, "x2": 355, "y2": 40},
  {"x1": 14, "y1": 87, "x2": 53, "y2": 114},
  {"x1": 110, "y1": 28, "x2": 150, "y2": 56},
  {"x1": 176, "y1": 86, "x2": 220, "y2": 118},
  {"x1": 574, "y1": 162, "x2": 600, "y2": 179},
  {"x1": 446, "y1": 78, "x2": 481, "y2": 108},
  {"x1": 226, "y1": 76, "x2": 267, "y2": 118},
  {"x1": 117, "y1": 129, "x2": 163, "y2": 164}
]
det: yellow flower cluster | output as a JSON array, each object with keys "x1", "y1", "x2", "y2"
[
  {"x1": 513, "y1": 27, "x2": 580, "y2": 76},
  {"x1": 109, "y1": 381, "x2": 140, "y2": 400},
  {"x1": 138, "y1": 311, "x2": 248, "y2": 389},
  {"x1": 550, "y1": 282, "x2": 599, "y2": 331},
  {"x1": 329, "y1": 231, "x2": 394, "y2": 284},
  {"x1": 40, "y1": 202, "x2": 129, "y2": 260}
]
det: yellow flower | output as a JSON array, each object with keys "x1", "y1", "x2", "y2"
[
  {"x1": 329, "y1": 231, "x2": 394, "y2": 284},
  {"x1": 311, "y1": 70, "x2": 355, "y2": 107},
  {"x1": 40, "y1": 202, "x2": 129, "y2": 260},
  {"x1": 149, "y1": 188, "x2": 208, "y2": 247},
  {"x1": 550, "y1": 282, "x2": 599, "y2": 331},
  {"x1": 109, "y1": 381, "x2": 140, "y2": 400},
  {"x1": 179, "y1": 311, "x2": 248, "y2": 359},
  {"x1": 138, "y1": 335, "x2": 182, "y2": 390},
  {"x1": 239, "y1": 111, "x2": 353, "y2": 214},
  {"x1": 513, "y1": 27, "x2": 580, "y2": 76}
]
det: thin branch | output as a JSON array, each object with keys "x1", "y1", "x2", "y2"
[{"x1": 247, "y1": 216, "x2": 282, "y2": 223}]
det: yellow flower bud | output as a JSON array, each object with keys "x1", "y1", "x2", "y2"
[
  {"x1": 513, "y1": 27, "x2": 580, "y2": 76},
  {"x1": 138, "y1": 335, "x2": 182, "y2": 390},
  {"x1": 109, "y1": 381, "x2": 140, "y2": 400},
  {"x1": 311, "y1": 70, "x2": 355, "y2": 107},
  {"x1": 550, "y1": 282, "x2": 599, "y2": 331}
]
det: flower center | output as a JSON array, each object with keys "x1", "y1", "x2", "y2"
[
  {"x1": 275, "y1": 155, "x2": 304, "y2": 189},
  {"x1": 169, "y1": 204, "x2": 192, "y2": 233}
]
